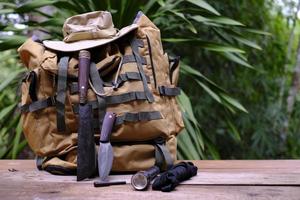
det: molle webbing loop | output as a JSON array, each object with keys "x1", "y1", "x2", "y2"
[
  {"x1": 130, "y1": 38, "x2": 154, "y2": 103},
  {"x1": 91, "y1": 111, "x2": 163, "y2": 129},
  {"x1": 117, "y1": 72, "x2": 150, "y2": 85},
  {"x1": 69, "y1": 72, "x2": 150, "y2": 94},
  {"x1": 114, "y1": 111, "x2": 163, "y2": 126},
  {"x1": 154, "y1": 138, "x2": 174, "y2": 170},
  {"x1": 56, "y1": 56, "x2": 69, "y2": 132},
  {"x1": 72, "y1": 91, "x2": 149, "y2": 114},
  {"x1": 89, "y1": 62, "x2": 106, "y2": 129},
  {"x1": 158, "y1": 86, "x2": 181, "y2": 96},
  {"x1": 122, "y1": 55, "x2": 147, "y2": 65},
  {"x1": 169, "y1": 56, "x2": 180, "y2": 85},
  {"x1": 20, "y1": 96, "x2": 56, "y2": 113},
  {"x1": 26, "y1": 71, "x2": 38, "y2": 102}
]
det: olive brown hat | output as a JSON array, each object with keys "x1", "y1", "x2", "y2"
[{"x1": 43, "y1": 11, "x2": 138, "y2": 52}]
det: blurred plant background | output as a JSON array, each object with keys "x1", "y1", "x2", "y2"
[{"x1": 0, "y1": 0, "x2": 300, "y2": 159}]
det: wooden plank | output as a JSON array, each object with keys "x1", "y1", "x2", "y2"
[
  {"x1": 1, "y1": 160, "x2": 300, "y2": 200},
  {"x1": 1, "y1": 160, "x2": 300, "y2": 185},
  {"x1": 2, "y1": 159, "x2": 300, "y2": 171},
  {"x1": 1, "y1": 181, "x2": 300, "y2": 200}
]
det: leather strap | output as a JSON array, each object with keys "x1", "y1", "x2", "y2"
[
  {"x1": 130, "y1": 38, "x2": 154, "y2": 103},
  {"x1": 89, "y1": 62, "x2": 106, "y2": 129},
  {"x1": 158, "y1": 86, "x2": 181, "y2": 96},
  {"x1": 56, "y1": 56, "x2": 69, "y2": 132}
]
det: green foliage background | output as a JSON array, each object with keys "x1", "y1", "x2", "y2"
[{"x1": 0, "y1": 0, "x2": 299, "y2": 159}]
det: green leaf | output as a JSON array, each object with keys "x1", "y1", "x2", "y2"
[
  {"x1": 0, "y1": 35, "x2": 27, "y2": 51},
  {"x1": 205, "y1": 141, "x2": 220, "y2": 159},
  {"x1": 142, "y1": 0, "x2": 157, "y2": 14},
  {"x1": 0, "y1": 2, "x2": 17, "y2": 8},
  {"x1": 177, "y1": 91, "x2": 199, "y2": 126},
  {"x1": 180, "y1": 62, "x2": 226, "y2": 92},
  {"x1": 0, "y1": 8, "x2": 14, "y2": 14},
  {"x1": 221, "y1": 52, "x2": 254, "y2": 69},
  {"x1": 170, "y1": 10, "x2": 197, "y2": 34},
  {"x1": 209, "y1": 17, "x2": 244, "y2": 26},
  {"x1": 16, "y1": 0, "x2": 56, "y2": 13},
  {"x1": 220, "y1": 93, "x2": 248, "y2": 113},
  {"x1": 243, "y1": 28, "x2": 272, "y2": 36},
  {"x1": 12, "y1": 120, "x2": 23, "y2": 159},
  {"x1": 40, "y1": 18, "x2": 65, "y2": 27},
  {"x1": 196, "y1": 80, "x2": 221, "y2": 103},
  {"x1": 226, "y1": 119, "x2": 241, "y2": 142},
  {"x1": 162, "y1": 38, "x2": 245, "y2": 53},
  {"x1": 203, "y1": 44, "x2": 245, "y2": 53},
  {"x1": 183, "y1": 116, "x2": 203, "y2": 155},
  {"x1": 162, "y1": 38, "x2": 193, "y2": 43},
  {"x1": 186, "y1": 0, "x2": 220, "y2": 16},
  {"x1": 233, "y1": 36, "x2": 262, "y2": 50},
  {"x1": 192, "y1": 15, "x2": 244, "y2": 26},
  {"x1": 177, "y1": 129, "x2": 201, "y2": 159},
  {"x1": 0, "y1": 69, "x2": 25, "y2": 92},
  {"x1": 0, "y1": 103, "x2": 17, "y2": 123}
]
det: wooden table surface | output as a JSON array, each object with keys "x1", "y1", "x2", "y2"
[{"x1": 1, "y1": 160, "x2": 300, "y2": 200}]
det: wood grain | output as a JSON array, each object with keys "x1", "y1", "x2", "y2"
[{"x1": 0, "y1": 160, "x2": 300, "y2": 200}]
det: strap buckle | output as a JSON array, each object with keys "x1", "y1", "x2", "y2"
[{"x1": 158, "y1": 86, "x2": 166, "y2": 95}]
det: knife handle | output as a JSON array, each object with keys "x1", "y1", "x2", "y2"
[
  {"x1": 100, "y1": 112, "x2": 116, "y2": 142},
  {"x1": 78, "y1": 50, "x2": 91, "y2": 104}
]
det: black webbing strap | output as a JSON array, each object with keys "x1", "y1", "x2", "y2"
[
  {"x1": 28, "y1": 71, "x2": 38, "y2": 102},
  {"x1": 169, "y1": 56, "x2": 180, "y2": 85},
  {"x1": 117, "y1": 72, "x2": 150, "y2": 85},
  {"x1": 72, "y1": 91, "x2": 148, "y2": 114},
  {"x1": 69, "y1": 72, "x2": 150, "y2": 94},
  {"x1": 106, "y1": 91, "x2": 148, "y2": 104},
  {"x1": 130, "y1": 38, "x2": 154, "y2": 103},
  {"x1": 20, "y1": 96, "x2": 56, "y2": 113},
  {"x1": 122, "y1": 55, "x2": 147, "y2": 65},
  {"x1": 135, "y1": 39, "x2": 144, "y2": 48},
  {"x1": 89, "y1": 62, "x2": 106, "y2": 129},
  {"x1": 158, "y1": 86, "x2": 181, "y2": 96},
  {"x1": 56, "y1": 56, "x2": 69, "y2": 132},
  {"x1": 154, "y1": 138, "x2": 174, "y2": 170},
  {"x1": 91, "y1": 111, "x2": 162, "y2": 129},
  {"x1": 114, "y1": 111, "x2": 163, "y2": 126},
  {"x1": 36, "y1": 156, "x2": 44, "y2": 170}
]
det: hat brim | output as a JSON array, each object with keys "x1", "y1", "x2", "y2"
[{"x1": 43, "y1": 24, "x2": 138, "y2": 52}]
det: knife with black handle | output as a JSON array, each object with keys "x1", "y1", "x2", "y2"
[{"x1": 77, "y1": 50, "x2": 96, "y2": 181}]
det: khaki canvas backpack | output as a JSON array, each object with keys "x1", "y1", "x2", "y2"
[{"x1": 18, "y1": 11, "x2": 184, "y2": 175}]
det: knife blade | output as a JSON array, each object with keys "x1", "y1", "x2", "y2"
[
  {"x1": 98, "y1": 111, "x2": 116, "y2": 181},
  {"x1": 77, "y1": 50, "x2": 96, "y2": 181}
]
